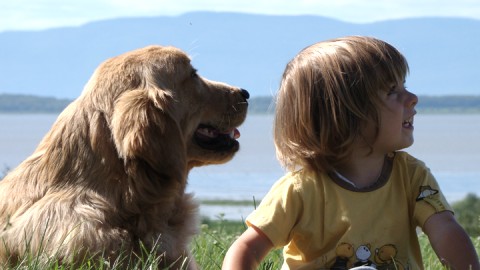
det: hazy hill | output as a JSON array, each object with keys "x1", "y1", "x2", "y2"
[{"x1": 0, "y1": 12, "x2": 479, "y2": 99}]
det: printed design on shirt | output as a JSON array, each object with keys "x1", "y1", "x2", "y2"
[
  {"x1": 331, "y1": 242, "x2": 354, "y2": 269},
  {"x1": 374, "y1": 244, "x2": 406, "y2": 270},
  {"x1": 354, "y1": 244, "x2": 374, "y2": 267},
  {"x1": 330, "y1": 243, "x2": 409, "y2": 270},
  {"x1": 415, "y1": 185, "x2": 438, "y2": 201},
  {"x1": 416, "y1": 185, "x2": 448, "y2": 212}
]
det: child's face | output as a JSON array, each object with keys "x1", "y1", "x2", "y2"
[{"x1": 369, "y1": 82, "x2": 418, "y2": 153}]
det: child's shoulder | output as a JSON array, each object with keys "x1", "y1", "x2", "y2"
[
  {"x1": 393, "y1": 151, "x2": 431, "y2": 177},
  {"x1": 394, "y1": 151, "x2": 427, "y2": 166},
  {"x1": 277, "y1": 169, "x2": 327, "y2": 190}
]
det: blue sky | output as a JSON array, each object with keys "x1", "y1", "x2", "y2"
[{"x1": 1, "y1": 0, "x2": 480, "y2": 32}]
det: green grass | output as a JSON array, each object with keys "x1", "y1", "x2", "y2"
[
  {"x1": 1, "y1": 218, "x2": 479, "y2": 269},
  {"x1": 193, "y1": 218, "x2": 480, "y2": 269},
  {"x1": 192, "y1": 216, "x2": 283, "y2": 269}
]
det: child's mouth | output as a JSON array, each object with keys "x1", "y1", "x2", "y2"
[{"x1": 403, "y1": 117, "x2": 414, "y2": 128}]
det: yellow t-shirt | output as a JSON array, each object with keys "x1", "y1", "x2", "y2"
[{"x1": 246, "y1": 151, "x2": 452, "y2": 270}]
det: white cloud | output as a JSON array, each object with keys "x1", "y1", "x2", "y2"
[{"x1": 1, "y1": 0, "x2": 479, "y2": 32}]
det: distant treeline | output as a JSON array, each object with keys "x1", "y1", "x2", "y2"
[
  {"x1": 248, "y1": 95, "x2": 480, "y2": 114},
  {"x1": 0, "y1": 94, "x2": 72, "y2": 113},
  {"x1": 0, "y1": 93, "x2": 479, "y2": 114}
]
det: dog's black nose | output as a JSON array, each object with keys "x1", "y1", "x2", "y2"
[{"x1": 240, "y1": 89, "x2": 250, "y2": 100}]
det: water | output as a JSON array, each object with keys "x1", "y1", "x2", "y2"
[{"x1": 1, "y1": 113, "x2": 479, "y2": 220}]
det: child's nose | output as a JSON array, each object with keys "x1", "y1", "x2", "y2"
[{"x1": 407, "y1": 91, "x2": 418, "y2": 107}]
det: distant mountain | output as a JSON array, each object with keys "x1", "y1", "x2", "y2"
[{"x1": 0, "y1": 12, "x2": 479, "y2": 98}]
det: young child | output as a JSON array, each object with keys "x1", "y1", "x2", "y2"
[{"x1": 222, "y1": 36, "x2": 479, "y2": 269}]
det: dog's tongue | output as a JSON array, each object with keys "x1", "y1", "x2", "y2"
[{"x1": 228, "y1": 128, "x2": 240, "y2": 139}]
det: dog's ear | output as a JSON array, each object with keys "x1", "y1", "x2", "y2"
[{"x1": 111, "y1": 89, "x2": 186, "y2": 183}]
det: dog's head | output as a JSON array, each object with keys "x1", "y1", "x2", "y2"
[{"x1": 82, "y1": 46, "x2": 249, "y2": 177}]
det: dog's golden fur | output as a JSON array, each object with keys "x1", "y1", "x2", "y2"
[{"x1": 0, "y1": 46, "x2": 248, "y2": 268}]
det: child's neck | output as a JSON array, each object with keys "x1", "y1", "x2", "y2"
[{"x1": 335, "y1": 151, "x2": 387, "y2": 189}]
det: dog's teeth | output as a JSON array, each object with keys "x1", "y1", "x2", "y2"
[{"x1": 196, "y1": 128, "x2": 218, "y2": 138}]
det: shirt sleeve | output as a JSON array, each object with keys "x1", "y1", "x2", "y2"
[
  {"x1": 408, "y1": 154, "x2": 453, "y2": 228},
  {"x1": 246, "y1": 172, "x2": 303, "y2": 248}
]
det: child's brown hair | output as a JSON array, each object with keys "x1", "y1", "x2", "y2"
[{"x1": 274, "y1": 36, "x2": 409, "y2": 173}]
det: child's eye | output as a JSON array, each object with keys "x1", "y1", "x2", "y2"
[{"x1": 387, "y1": 85, "x2": 398, "y2": 96}]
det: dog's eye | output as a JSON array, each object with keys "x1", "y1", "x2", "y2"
[{"x1": 191, "y1": 69, "x2": 199, "y2": 79}]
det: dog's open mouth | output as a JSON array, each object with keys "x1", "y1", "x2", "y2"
[{"x1": 194, "y1": 124, "x2": 240, "y2": 150}]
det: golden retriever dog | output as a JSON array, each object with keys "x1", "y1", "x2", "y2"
[{"x1": 0, "y1": 45, "x2": 249, "y2": 268}]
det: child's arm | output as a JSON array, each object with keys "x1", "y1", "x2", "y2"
[
  {"x1": 222, "y1": 226, "x2": 274, "y2": 270},
  {"x1": 423, "y1": 211, "x2": 480, "y2": 269}
]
